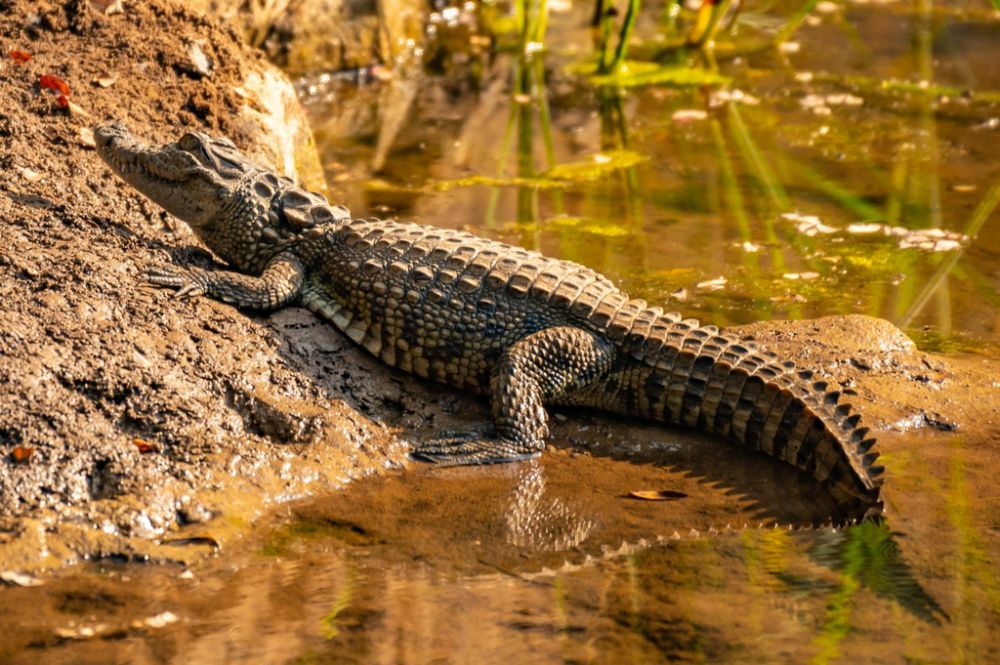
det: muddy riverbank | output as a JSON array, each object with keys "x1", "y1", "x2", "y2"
[
  {"x1": 0, "y1": 2, "x2": 997, "y2": 570},
  {"x1": 0, "y1": 0, "x2": 393, "y2": 570},
  {"x1": 0, "y1": 311, "x2": 998, "y2": 660},
  {"x1": 0, "y1": 0, "x2": 998, "y2": 605}
]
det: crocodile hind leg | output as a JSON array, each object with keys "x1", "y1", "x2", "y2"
[{"x1": 413, "y1": 326, "x2": 616, "y2": 465}]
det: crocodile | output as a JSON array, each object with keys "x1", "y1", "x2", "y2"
[{"x1": 94, "y1": 124, "x2": 885, "y2": 519}]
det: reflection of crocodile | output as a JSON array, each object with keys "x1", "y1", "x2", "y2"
[
  {"x1": 95, "y1": 124, "x2": 884, "y2": 518},
  {"x1": 505, "y1": 464, "x2": 594, "y2": 551}
]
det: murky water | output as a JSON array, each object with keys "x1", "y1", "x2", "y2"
[
  {"x1": 5, "y1": 1, "x2": 1000, "y2": 663},
  {"x1": 3, "y1": 436, "x2": 995, "y2": 663},
  {"x1": 306, "y1": 0, "x2": 1000, "y2": 354}
]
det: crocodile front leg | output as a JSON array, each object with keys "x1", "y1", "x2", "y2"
[
  {"x1": 414, "y1": 326, "x2": 616, "y2": 465},
  {"x1": 147, "y1": 252, "x2": 305, "y2": 310}
]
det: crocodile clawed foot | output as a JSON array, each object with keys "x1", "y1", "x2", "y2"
[
  {"x1": 147, "y1": 266, "x2": 206, "y2": 299},
  {"x1": 412, "y1": 431, "x2": 540, "y2": 466}
]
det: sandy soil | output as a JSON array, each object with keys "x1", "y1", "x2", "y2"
[
  {"x1": 0, "y1": 0, "x2": 399, "y2": 570},
  {"x1": 1, "y1": 0, "x2": 998, "y2": 580}
]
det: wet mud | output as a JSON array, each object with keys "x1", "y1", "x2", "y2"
[{"x1": 0, "y1": 0, "x2": 390, "y2": 570}]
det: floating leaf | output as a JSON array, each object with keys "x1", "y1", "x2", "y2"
[
  {"x1": 579, "y1": 223, "x2": 630, "y2": 237},
  {"x1": 545, "y1": 150, "x2": 646, "y2": 182},
  {"x1": 549, "y1": 214, "x2": 632, "y2": 236},
  {"x1": 846, "y1": 222, "x2": 883, "y2": 235},
  {"x1": 781, "y1": 212, "x2": 837, "y2": 236},
  {"x1": 587, "y1": 61, "x2": 730, "y2": 89},
  {"x1": 709, "y1": 89, "x2": 760, "y2": 107},
  {"x1": 374, "y1": 151, "x2": 645, "y2": 194},
  {"x1": 672, "y1": 109, "x2": 708, "y2": 123},
  {"x1": 628, "y1": 490, "x2": 688, "y2": 501},
  {"x1": 696, "y1": 276, "x2": 727, "y2": 291},
  {"x1": 372, "y1": 175, "x2": 565, "y2": 194}
]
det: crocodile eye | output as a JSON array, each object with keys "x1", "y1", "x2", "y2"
[{"x1": 178, "y1": 133, "x2": 201, "y2": 151}]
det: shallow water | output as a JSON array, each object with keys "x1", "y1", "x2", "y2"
[
  {"x1": 2, "y1": 436, "x2": 994, "y2": 663},
  {"x1": 305, "y1": 0, "x2": 1000, "y2": 354},
  {"x1": 5, "y1": 1, "x2": 1000, "y2": 663}
]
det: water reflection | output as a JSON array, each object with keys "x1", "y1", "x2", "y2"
[
  {"x1": 808, "y1": 522, "x2": 948, "y2": 626},
  {"x1": 505, "y1": 463, "x2": 595, "y2": 551},
  {"x1": 2, "y1": 437, "x2": 996, "y2": 662}
]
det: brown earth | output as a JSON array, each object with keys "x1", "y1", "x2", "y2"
[
  {"x1": 0, "y1": 0, "x2": 394, "y2": 570},
  {"x1": 1, "y1": 0, "x2": 999, "y2": 584},
  {"x1": 189, "y1": 0, "x2": 403, "y2": 75}
]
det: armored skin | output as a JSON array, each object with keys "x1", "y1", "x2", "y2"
[{"x1": 94, "y1": 124, "x2": 885, "y2": 518}]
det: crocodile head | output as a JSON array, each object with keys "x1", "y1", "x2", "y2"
[
  {"x1": 95, "y1": 123, "x2": 256, "y2": 230},
  {"x1": 95, "y1": 124, "x2": 350, "y2": 271}
]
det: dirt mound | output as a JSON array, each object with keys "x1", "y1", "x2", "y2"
[{"x1": 0, "y1": 0, "x2": 401, "y2": 570}]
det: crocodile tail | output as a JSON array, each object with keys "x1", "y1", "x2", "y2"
[{"x1": 621, "y1": 312, "x2": 884, "y2": 517}]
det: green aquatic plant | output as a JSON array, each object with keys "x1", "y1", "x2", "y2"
[
  {"x1": 726, "y1": 104, "x2": 790, "y2": 212},
  {"x1": 813, "y1": 523, "x2": 948, "y2": 625},
  {"x1": 772, "y1": 0, "x2": 820, "y2": 47},
  {"x1": 686, "y1": 0, "x2": 739, "y2": 47},
  {"x1": 808, "y1": 73, "x2": 1000, "y2": 105},
  {"x1": 544, "y1": 150, "x2": 647, "y2": 180},
  {"x1": 594, "y1": 0, "x2": 642, "y2": 74},
  {"x1": 943, "y1": 436, "x2": 1000, "y2": 661},
  {"x1": 547, "y1": 215, "x2": 632, "y2": 237},
  {"x1": 609, "y1": 0, "x2": 641, "y2": 73},
  {"x1": 587, "y1": 60, "x2": 730, "y2": 87},
  {"x1": 517, "y1": 0, "x2": 550, "y2": 49}
]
